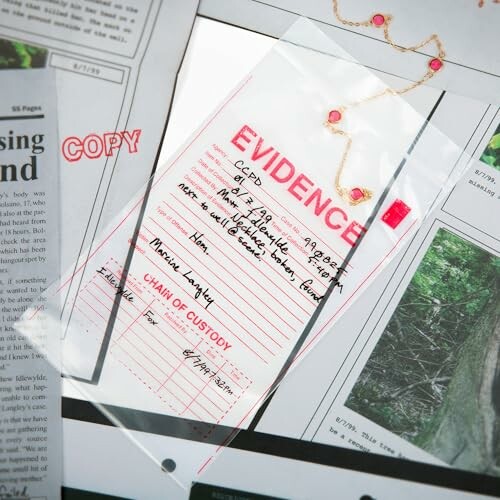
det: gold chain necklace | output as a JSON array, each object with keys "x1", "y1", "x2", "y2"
[{"x1": 328, "y1": 0, "x2": 446, "y2": 205}]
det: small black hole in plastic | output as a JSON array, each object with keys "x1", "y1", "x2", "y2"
[
  {"x1": 161, "y1": 458, "x2": 176, "y2": 473},
  {"x1": 360, "y1": 496, "x2": 375, "y2": 500}
]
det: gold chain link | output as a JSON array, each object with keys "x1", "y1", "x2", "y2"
[{"x1": 329, "y1": 0, "x2": 445, "y2": 204}]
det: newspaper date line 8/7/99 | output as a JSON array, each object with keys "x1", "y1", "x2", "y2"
[{"x1": 182, "y1": 349, "x2": 234, "y2": 395}]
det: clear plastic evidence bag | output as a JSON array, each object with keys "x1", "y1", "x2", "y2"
[{"x1": 16, "y1": 18, "x2": 474, "y2": 491}]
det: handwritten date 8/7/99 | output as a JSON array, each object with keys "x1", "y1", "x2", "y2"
[{"x1": 183, "y1": 349, "x2": 234, "y2": 395}]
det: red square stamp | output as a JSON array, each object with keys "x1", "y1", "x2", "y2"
[{"x1": 381, "y1": 199, "x2": 411, "y2": 229}]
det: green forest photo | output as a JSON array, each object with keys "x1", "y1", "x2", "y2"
[
  {"x1": 0, "y1": 37, "x2": 48, "y2": 70},
  {"x1": 346, "y1": 229, "x2": 500, "y2": 476},
  {"x1": 480, "y1": 122, "x2": 500, "y2": 171}
]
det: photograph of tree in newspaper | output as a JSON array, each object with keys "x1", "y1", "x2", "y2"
[
  {"x1": 0, "y1": 37, "x2": 48, "y2": 69},
  {"x1": 480, "y1": 122, "x2": 500, "y2": 171},
  {"x1": 346, "y1": 228, "x2": 500, "y2": 476}
]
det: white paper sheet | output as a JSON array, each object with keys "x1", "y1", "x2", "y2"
[
  {"x1": 0, "y1": 68, "x2": 61, "y2": 500},
  {"x1": 0, "y1": 0, "x2": 198, "y2": 286}
]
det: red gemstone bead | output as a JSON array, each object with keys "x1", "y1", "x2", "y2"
[
  {"x1": 371, "y1": 14, "x2": 385, "y2": 27},
  {"x1": 328, "y1": 110, "x2": 342, "y2": 123},
  {"x1": 350, "y1": 188, "x2": 364, "y2": 201},
  {"x1": 429, "y1": 58, "x2": 443, "y2": 71}
]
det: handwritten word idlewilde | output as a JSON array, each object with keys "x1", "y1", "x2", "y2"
[
  {"x1": 230, "y1": 125, "x2": 367, "y2": 247},
  {"x1": 62, "y1": 129, "x2": 142, "y2": 162},
  {"x1": 96, "y1": 267, "x2": 134, "y2": 302}
]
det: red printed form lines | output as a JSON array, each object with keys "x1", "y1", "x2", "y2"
[
  {"x1": 144, "y1": 219, "x2": 288, "y2": 345},
  {"x1": 218, "y1": 161, "x2": 353, "y2": 282},
  {"x1": 259, "y1": 180, "x2": 354, "y2": 269},
  {"x1": 44, "y1": 63, "x2": 414, "y2": 448},
  {"x1": 142, "y1": 222, "x2": 282, "y2": 353},
  {"x1": 113, "y1": 321, "x2": 251, "y2": 423},
  {"x1": 164, "y1": 202, "x2": 302, "y2": 332},
  {"x1": 167, "y1": 196, "x2": 304, "y2": 329},
  {"x1": 77, "y1": 267, "x2": 137, "y2": 336},
  {"x1": 174, "y1": 152, "x2": 347, "y2": 312},
  {"x1": 75, "y1": 256, "x2": 252, "y2": 424},
  {"x1": 138, "y1": 243, "x2": 270, "y2": 363},
  {"x1": 166, "y1": 193, "x2": 314, "y2": 319},
  {"x1": 217, "y1": 166, "x2": 335, "y2": 297}
]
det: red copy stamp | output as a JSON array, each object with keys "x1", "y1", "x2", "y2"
[{"x1": 61, "y1": 129, "x2": 142, "y2": 162}]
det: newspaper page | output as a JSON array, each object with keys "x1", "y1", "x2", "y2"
[
  {"x1": 0, "y1": 69, "x2": 60, "y2": 499},
  {"x1": 0, "y1": 0, "x2": 198, "y2": 276}
]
